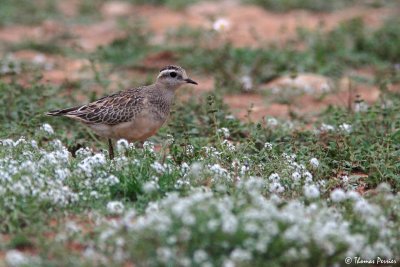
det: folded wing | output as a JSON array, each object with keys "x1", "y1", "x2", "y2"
[{"x1": 47, "y1": 88, "x2": 145, "y2": 125}]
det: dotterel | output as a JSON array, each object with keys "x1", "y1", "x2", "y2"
[{"x1": 47, "y1": 65, "x2": 198, "y2": 159}]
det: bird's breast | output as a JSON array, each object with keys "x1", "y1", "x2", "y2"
[{"x1": 112, "y1": 111, "x2": 167, "y2": 142}]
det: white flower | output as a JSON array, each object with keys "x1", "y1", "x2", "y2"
[
  {"x1": 116, "y1": 139, "x2": 129, "y2": 153},
  {"x1": 303, "y1": 171, "x2": 313, "y2": 182},
  {"x1": 213, "y1": 18, "x2": 230, "y2": 32},
  {"x1": 240, "y1": 165, "x2": 249, "y2": 175},
  {"x1": 240, "y1": 75, "x2": 253, "y2": 91},
  {"x1": 222, "y1": 139, "x2": 235, "y2": 151},
  {"x1": 230, "y1": 248, "x2": 252, "y2": 261},
  {"x1": 157, "y1": 247, "x2": 173, "y2": 263},
  {"x1": 269, "y1": 182, "x2": 285, "y2": 193},
  {"x1": 339, "y1": 123, "x2": 352, "y2": 133},
  {"x1": 75, "y1": 147, "x2": 92, "y2": 158},
  {"x1": 353, "y1": 199, "x2": 376, "y2": 216},
  {"x1": 377, "y1": 182, "x2": 391, "y2": 193},
  {"x1": 330, "y1": 188, "x2": 346, "y2": 202},
  {"x1": 143, "y1": 141, "x2": 154, "y2": 151},
  {"x1": 354, "y1": 102, "x2": 368, "y2": 112},
  {"x1": 54, "y1": 168, "x2": 70, "y2": 181},
  {"x1": 193, "y1": 250, "x2": 208, "y2": 263},
  {"x1": 210, "y1": 164, "x2": 228, "y2": 176},
  {"x1": 346, "y1": 191, "x2": 361, "y2": 201},
  {"x1": 165, "y1": 134, "x2": 174, "y2": 145},
  {"x1": 320, "y1": 123, "x2": 335, "y2": 132},
  {"x1": 309, "y1": 158, "x2": 319, "y2": 169},
  {"x1": 304, "y1": 184, "x2": 320, "y2": 199},
  {"x1": 223, "y1": 259, "x2": 235, "y2": 267},
  {"x1": 5, "y1": 250, "x2": 29, "y2": 267},
  {"x1": 190, "y1": 162, "x2": 203, "y2": 176},
  {"x1": 266, "y1": 117, "x2": 278, "y2": 127},
  {"x1": 222, "y1": 214, "x2": 238, "y2": 233},
  {"x1": 40, "y1": 123, "x2": 54, "y2": 135},
  {"x1": 341, "y1": 175, "x2": 349, "y2": 183},
  {"x1": 268, "y1": 173, "x2": 280, "y2": 182},
  {"x1": 217, "y1": 127, "x2": 230, "y2": 138},
  {"x1": 151, "y1": 162, "x2": 166, "y2": 174},
  {"x1": 1, "y1": 138, "x2": 14, "y2": 146},
  {"x1": 291, "y1": 172, "x2": 301, "y2": 181},
  {"x1": 107, "y1": 201, "x2": 124, "y2": 215},
  {"x1": 264, "y1": 142, "x2": 273, "y2": 150},
  {"x1": 143, "y1": 181, "x2": 159, "y2": 193}
]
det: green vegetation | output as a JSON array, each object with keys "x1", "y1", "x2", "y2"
[{"x1": 243, "y1": 0, "x2": 397, "y2": 12}]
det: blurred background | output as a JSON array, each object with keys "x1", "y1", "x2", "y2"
[{"x1": 0, "y1": 0, "x2": 399, "y2": 142}]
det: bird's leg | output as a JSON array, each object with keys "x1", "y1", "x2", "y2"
[{"x1": 108, "y1": 138, "x2": 114, "y2": 159}]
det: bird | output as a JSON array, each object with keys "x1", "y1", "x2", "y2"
[{"x1": 47, "y1": 65, "x2": 198, "y2": 159}]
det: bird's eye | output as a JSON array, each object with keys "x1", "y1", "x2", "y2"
[{"x1": 170, "y1": 72, "x2": 177, "y2": 78}]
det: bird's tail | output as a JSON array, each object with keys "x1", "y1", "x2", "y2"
[{"x1": 46, "y1": 106, "x2": 80, "y2": 116}]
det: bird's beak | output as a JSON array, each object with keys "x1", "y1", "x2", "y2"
[{"x1": 184, "y1": 78, "x2": 198, "y2": 85}]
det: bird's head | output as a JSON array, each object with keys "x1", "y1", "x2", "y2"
[{"x1": 156, "y1": 65, "x2": 198, "y2": 90}]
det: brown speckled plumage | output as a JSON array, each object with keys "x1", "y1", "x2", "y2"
[
  {"x1": 48, "y1": 87, "x2": 146, "y2": 125},
  {"x1": 47, "y1": 65, "x2": 197, "y2": 158}
]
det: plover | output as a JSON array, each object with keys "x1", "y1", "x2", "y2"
[{"x1": 47, "y1": 65, "x2": 197, "y2": 159}]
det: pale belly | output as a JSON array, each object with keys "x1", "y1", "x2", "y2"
[{"x1": 87, "y1": 114, "x2": 166, "y2": 142}]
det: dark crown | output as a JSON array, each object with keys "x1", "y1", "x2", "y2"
[{"x1": 159, "y1": 65, "x2": 181, "y2": 72}]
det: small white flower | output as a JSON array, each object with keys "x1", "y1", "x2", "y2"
[
  {"x1": 330, "y1": 188, "x2": 346, "y2": 202},
  {"x1": 210, "y1": 164, "x2": 228, "y2": 176},
  {"x1": 222, "y1": 139, "x2": 235, "y2": 151},
  {"x1": 223, "y1": 259, "x2": 235, "y2": 267},
  {"x1": 107, "y1": 201, "x2": 124, "y2": 215},
  {"x1": 230, "y1": 248, "x2": 252, "y2": 261},
  {"x1": 341, "y1": 175, "x2": 349, "y2": 183},
  {"x1": 339, "y1": 123, "x2": 352, "y2": 133},
  {"x1": 353, "y1": 199, "x2": 376, "y2": 215},
  {"x1": 143, "y1": 141, "x2": 155, "y2": 151},
  {"x1": 213, "y1": 18, "x2": 230, "y2": 32},
  {"x1": 5, "y1": 250, "x2": 29, "y2": 267},
  {"x1": 319, "y1": 123, "x2": 335, "y2": 132},
  {"x1": 240, "y1": 165, "x2": 249, "y2": 175},
  {"x1": 151, "y1": 162, "x2": 166, "y2": 174},
  {"x1": 268, "y1": 173, "x2": 280, "y2": 182},
  {"x1": 320, "y1": 82, "x2": 331, "y2": 92},
  {"x1": 266, "y1": 117, "x2": 278, "y2": 127},
  {"x1": 143, "y1": 181, "x2": 159, "y2": 193},
  {"x1": 40, "y1": 123, "x2": 54, "y2": 135},
  {"x1": 222, "y1": 214, "x2": 238, "y2": 233},
  {"x1": 33, "y1": 54, "x2": 47, "y2": 64},
  {"x1": 269, "y1": 182, "x2": 285, "y2": 193},
  {"x1": 193, "y1": 250, "x2": 208, "y2": 263},
  {"x1": 157, "y1": 247, "x2": 173, "y2": 263},
  {"x1": 304, "y1": 184, "x2": 320, "y2": 199},
  {"x1": 217, "y1": 127, "x2": 230, "y2": 138},
  {"x1": 303, "y1": 171, "x2": 313, "y2": 182},
  {"x1": 240, "y1": 75, "x2": 253, "y2": 91},
  {"x1": 354, "y1": 102, "x2": 368, "y2": 112},
  {"x1": 264, "y1": 142, "x2": 273, "y2": 150},
  {"x1": 190, "y1": 162, "x2": 203, "y2": 175},
  {"x1": 309, "y1": 158, "x2": 319, "y2": 169},
  {"x1": 346, "y1": 191, "x2": 361, "y2": 201},
  {"x1": 116, "y1": 139, "x2": 129, "y2": 153},
  {"x1": 291, "y1": 172, "x2": 301, "y2": 181},
  {"x1": 1, "y1": 138, "x2": 14, "y2": 146},
  {"x1": 377, "y1": 182, "x2": 391, "y2": 193}
]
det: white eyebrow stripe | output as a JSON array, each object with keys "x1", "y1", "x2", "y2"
[
  {"x1": 160, "y1": 69, "x2": 178, "y2": 75},
  {"x1": 159, "y1": 69, "x2": 182, "y2": 78}
]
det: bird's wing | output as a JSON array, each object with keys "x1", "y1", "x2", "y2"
[{"x1": 47, "y1": 88, "x2": 146, "y2": 125}]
